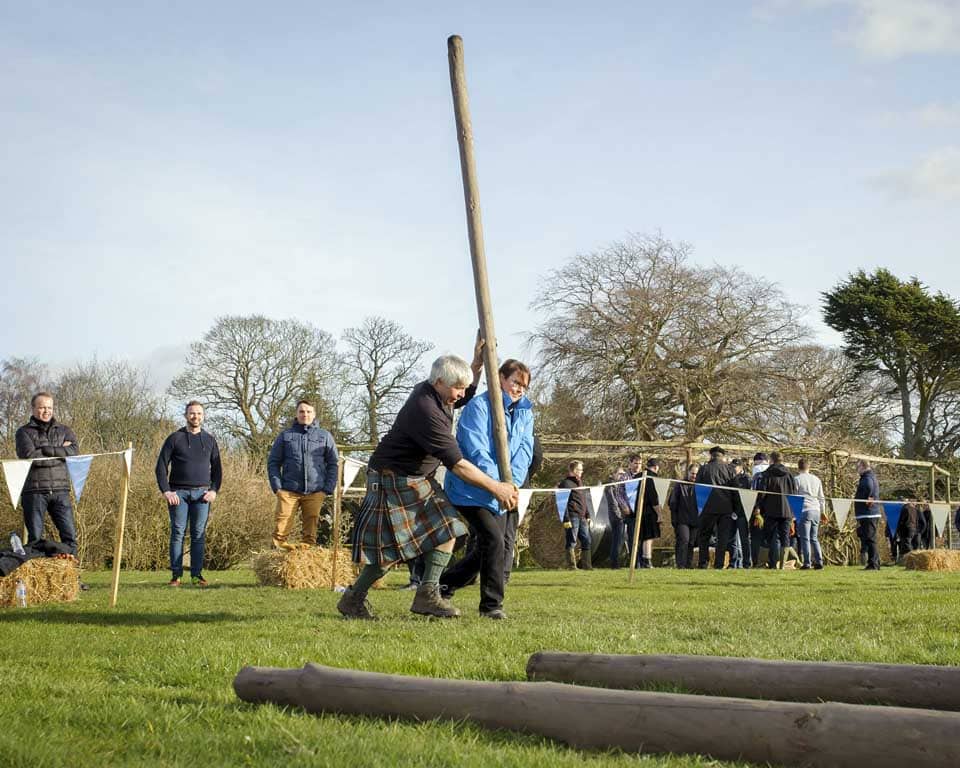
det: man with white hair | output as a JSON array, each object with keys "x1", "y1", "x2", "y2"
[{"x1": 339, "y1": 344, "x2": 519, "y2": 620}]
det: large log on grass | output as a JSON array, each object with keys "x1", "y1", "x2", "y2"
[
  {"x1": 233, "y1": 662, "x2": 960, "y2": 767},
  {"x1": 526, "y1": 652, "x2": 960, "y2": 711}
]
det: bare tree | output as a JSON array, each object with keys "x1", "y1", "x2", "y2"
[
  {"x1": 0, "y1": 357, "x2": 48, "y2": 447},
  {"x1": 530, "y1": 233, "x2": 805, "y2": 443},
  {"x1": 170, "y1": 315, "x2": 347, "y2": 455},
  {"x1": 342, "y1": 317, "x2": 433, "y2": 442}
]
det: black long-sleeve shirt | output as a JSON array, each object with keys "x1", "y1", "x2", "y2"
[{"x1": 155, "y1": 428, "x2": 222, "y2": 493}]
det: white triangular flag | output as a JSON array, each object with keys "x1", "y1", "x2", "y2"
[
  {"x1": 589, "y1": 485, "x2": 605, "y2": 517},
  {"x1": 832, "y1": 499, "x2": 851, "y2": 528},
  {"x1": 66, "y1": 455, "x2": 94, "y2": 503},
  {"x1": 2, "y1": 459, "x2": 32, "y2": 509},
  {"x1": 738, "y1": 489, "x2": 758, "y2": 517},
  {"x1": 652, "y1": 477, "x2": 671, "y2": 507},
  {"x1": 930, "y1": 503, "x2": 950, "y2": 536},
  {"x1": 517, "y1": 489, "x2": 533, "y2": 525},
  {"x1": 343, "y1": 458, "x2": 364, "y2": 489},
  {"x1": 122, "y1": 448, "x2": 133, "y2": 477}
]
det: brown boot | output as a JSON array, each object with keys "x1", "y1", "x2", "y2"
[
  {"x1": 565, "y1": 547, "x2": 578, "y2": 570},
  {"x1": 337, "y1": 587, "x2": 375, "y2": 620},
  {"x1": 410, "y1": 584, "x2": 461, "y2": 618}
]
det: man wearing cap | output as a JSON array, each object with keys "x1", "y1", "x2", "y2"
[
  {"x1": 338, "y1": 348, "x2": 519, "y2": 620},
  {"x1": 694, "y1": 446, "x2": 738, "y2": 569}
]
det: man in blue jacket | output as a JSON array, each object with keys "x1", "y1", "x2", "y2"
[
  {"x1": 439, "y1": 359, "x2": 533, "y2": 619},
  {"x1": 267, "y1": 399, "x2": 339, "y2": 549},
  {"x1": 854, "y1": 459, "x2": 881, "y2": 570}
]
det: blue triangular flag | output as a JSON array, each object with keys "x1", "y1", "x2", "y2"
[
  {"x1": 883, "y1": 502, "x2": 904, "y2": 534},
  {"x1": 624, "y1": 479, "x2": 639, "y2": 512},
  {"x1": 787, "y1": 494, "x2": 804, "y2": 524},
  {"x1": 556, "y1": 489, "x2": 571, "y2": 522},
  {"x1": 66, "y1": 455, "x2": 94, "y2": 503},
  {"x1": 694, "y1": 484, "x2": 712, "y2": 516}
]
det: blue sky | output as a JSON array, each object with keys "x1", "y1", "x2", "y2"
[{"x1": 2, "y1": 1, "x2": 958, "y2": 390}]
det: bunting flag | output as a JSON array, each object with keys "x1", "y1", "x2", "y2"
[
  {"x1": 624, "y1": 479, "x2": 640, "y2": 512},
  {"x1": 832, "y1": 499, "x2": 851, "y2": 528},
  {"x1": 787, "y1": 494, "x2": 805, "y2": 525},
  {"x1": 555, "y1": 489, "x2": 571, "y2": 522},
  {"x1": 2, "y1": 460, "x2": 32, "y2": 509},
  {"x1": 694, "y1": 484, "x2": 712, "y2": 516},
  {"x1": 882, "y1": 502, "x2": 905, "y2": 534},
  {"x1": 930, "y1": 503, "x2": 950, "y2": 536},
  {"x1": 738, "y1": 489, "x2": 758, "y2": 517},
  {"x1": 122, "y1": 448, "x2": 133, "y2": 477},
  {"x1": 517, "y1": 489, "x2": 533, "y2": 525},
  {"x1": 652, "y1": 477, "x2": 671, "y2": 507},
  {"x1": 66, "y1": 455, "x2": 94, "y2": 503},
  {"x1": 589, "y1": 485, "x2": 605, "y2": 517},
  {"x1": 343, "y1": 458, "x2": 364, "y2": 489}
]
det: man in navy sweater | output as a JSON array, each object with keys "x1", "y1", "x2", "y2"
[{"x1": 155, "y1": 401, "x2": 223, "y2": 587}]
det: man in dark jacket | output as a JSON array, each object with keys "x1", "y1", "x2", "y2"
[
  {"x1": 854, "y1": 459, "x2": 881, "y2": 570},
  {"x1": 695, "y1": 446, "x2": 738, "y2": 569},
  {"x1": 15, "y1": 392, "x2": 80, "y2": 555},
  {"x1": 757, "y1": 451, "x2": 798, "y2": 569},
  {"x1": 669, "y1": 462, "x2": 700, "y2": 568},
  {"x1": 559, "y1": 460, "x2": 591, "y2": 570},
  {"x1": 267, "y1": 399, "x2": 339, "y2": 549},
  {"x1": 155, "y1": 400, "x2": 223, "y2": 587}
]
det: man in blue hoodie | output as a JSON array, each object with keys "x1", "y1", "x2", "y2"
[
  {"x1": 267, "y1": 399, "x2": 339, "y2": 549},
  {"x1": 854, "y1": 459, "x2": 881, "y2": 570}
]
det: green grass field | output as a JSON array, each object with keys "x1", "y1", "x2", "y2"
[{"x1": 2, "y1": 566, "x2": 959, "y2": 767}]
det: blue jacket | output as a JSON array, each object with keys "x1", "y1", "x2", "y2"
[
  {"x1": 854, "y1": 469, "x2": 881, "y2": 519},
  {"x1": 267, "y1": 420, "x2": 339, "y2": 495},
  {"x1": 444, "y1": 389, "x2": 534, "y2": 514}
]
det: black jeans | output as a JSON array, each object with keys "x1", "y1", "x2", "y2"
[
  {"x1": 858, "y1": 518, "x2": 880, "y2": 568},
  {"x1": 502, "y1": 510, "x2": 519, "y2": 582},
  {"x1": 764, "y1": 517, "x2": 791, "y2": 568},
  {"x1": 698, "y1": 512, "x2": 732, "y2": 569},
  {"x1": 440, "y1": 505, "x2": 506, "y2": 612},
  {"x1": 674, "y1": 523, "x2": 697, "y2": 568},
  {"x1": 22, "y1": 490, "x2": 77, "y2": 556}
]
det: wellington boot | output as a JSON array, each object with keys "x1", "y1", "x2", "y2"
[
  {"x1": 565, "y1": 548, "x2": 578, "y2": 570},
  {"x1": 410, "y1": 584, "x2": 461, "y2": 618},
  {"x1": 580, "y1": 547, "x2": 593, "y2": 571}
]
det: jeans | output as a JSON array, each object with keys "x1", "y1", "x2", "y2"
[
  {"x1": 623, "y1": 515, "x2": 639, "y2": 568},
  {"x1": 565, "y1": 516, "x2": 592, "y2": 551},
  {"x1": 608, "y1": 514, "x2": 625, "y2": 568},
  {"x1": 169, "y1": 487, "x2": 210, "y2": 578},
  {"x1": 764, "y1": 517, "x2": 792, "y2": 569},
  {"x1": 440, "y1": 506, "x2": 507, "y2": 612},
  {"x1": 674, "y1": 523, "x2": 697, "y2": 569},
  {"x1": 799, "y1": 513, "x2": 823, "y2": 567},
  {"x1": 22, "y1": 490, "x2": 77, "y2": 555},
  {"x1": 857, "y1": 518, "x2": 880, "y2": 569},
  {"x1": 729, "y1": 513, "x2": 752, "y2": 568}
]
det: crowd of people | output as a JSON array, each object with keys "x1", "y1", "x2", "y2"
[{"x1": 7, "y1": 336, "x2": 950, "y2": 619}]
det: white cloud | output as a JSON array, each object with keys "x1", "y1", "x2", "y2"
[
  {"x1": 764, "y1": 0, "x2": 960, "y2": 58},
  {"x1": 871, "y1": 146, "x2": 960, "y2": 200}
]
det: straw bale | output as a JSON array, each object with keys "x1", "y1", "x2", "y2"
[
  {"x1": 903, "y1": 549, "x2": 960, "y2": 572},
  {"x1": 0, "y1": 557, "x2": 80, "y2": 608},
  {"x1": 252, "y1": 547, "x2": 359, "y2": 589}
]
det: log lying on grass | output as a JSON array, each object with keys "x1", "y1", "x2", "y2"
[
  {"x1": 233, "y1": 662, "x2": 960, "y2": 767},
  {"x1": 526, "y1": 652, "x2": 960, "y2": 711}
]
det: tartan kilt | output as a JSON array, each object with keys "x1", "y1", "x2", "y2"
[{"x1": 352, "y1": 469, "x2": 468, "y2": 567}]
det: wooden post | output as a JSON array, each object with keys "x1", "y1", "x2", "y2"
[
  {"x1": 109, "y1": 443, "x2": 133, "y2": 608},
  {"x1": 330, "y1": 457, "x2": 344, "y2": 591},
  {"x1": 447, "y1": 34, "x2": 512, "y2": 488},
  {"x1": 628, "y1": 472, "x2": 647, "y2": 583}
]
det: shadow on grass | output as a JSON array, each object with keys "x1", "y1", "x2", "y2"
[{"x1": 0, "y1": 610, "x2": 242, "y2": 626}]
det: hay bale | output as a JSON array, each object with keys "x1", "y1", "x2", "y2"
[
  {"x1": 252, "y1": 547, "x2": 359, "y2": 589},
  {"x1": 0, "y1": 558, "x2": 80, "y2": 608},
  {"x1": 903, "y1": 550, "x2": 960, "y2": 572}
]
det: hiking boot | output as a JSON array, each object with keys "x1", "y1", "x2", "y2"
[
  {"x1": 410, "y1": 584, "x2": 461, "y2": 618},
  {"x1": 191, "y1": 576, "x2": 208, "y2": 588},
  {"x1": 480, "y1": 608, "x2": 507, "y2": 620},
  {"x1": 168, "y1": 578, "x2": 181, "y2": 587},
  {"x1": 337, "y1": 587, "x2": 375, "y2": 620}
]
